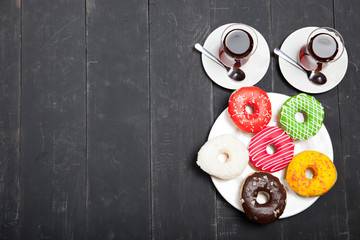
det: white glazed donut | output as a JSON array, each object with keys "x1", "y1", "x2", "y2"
[{"x1": 196, "y1": 134, "x2": 249, "y2": 180}]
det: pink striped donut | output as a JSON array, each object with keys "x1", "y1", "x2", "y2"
[{"x1": 249, "y1": 126, "x2": 294, "y2": 173}]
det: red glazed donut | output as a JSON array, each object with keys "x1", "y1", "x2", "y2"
[
  {"x1": 249, "y1": 126, "x2": 294, "y2": 173},
  {"x1": 228, "y1": 87, "x2": 272, "y2": 133}
]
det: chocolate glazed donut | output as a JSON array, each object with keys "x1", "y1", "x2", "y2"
[{"x1": 241, "y1": 172, "x2": 286, "y2": 224}]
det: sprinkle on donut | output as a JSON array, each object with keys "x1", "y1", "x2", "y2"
[
  {"x1": 228, "y1": 86, "x2": 272, "y2": 133},
  {"x1": 196, "y1": 134, "x2": 249, "y2": 180},
  {"x1": 286, "y1": 151, "x2": 337, "y2": 197}
]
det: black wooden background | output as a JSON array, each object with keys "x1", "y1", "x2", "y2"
[{"x1": 1, "y1": 0, "x2": 359, "y2": 239}]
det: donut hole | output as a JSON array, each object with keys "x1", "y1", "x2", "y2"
[
  {"x1": 295, "y1": 110, "x2": 307, "y2": 123},
  {"x1": 305, "y1": 167, "x2": 316, "y2": 179},
  {"x1": 218, "y1": 152, "x2": 230, "y2": 163},
  {"x1": 266, "y1": 144, "x2": 277, "y2": 155},
  {"x1": 245, "y1": 105, "x2": 255, "y2": 114},
  {"x1": 256, "y1": 191, "x2": 270, "y2": 204}
]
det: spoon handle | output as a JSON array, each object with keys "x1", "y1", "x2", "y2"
[
  {"x1": 194, "y1": 43, "x2": 226, "y2": 68},
  {"x1": 274, "y1": 48, "x2": 306, "y2": 73}
]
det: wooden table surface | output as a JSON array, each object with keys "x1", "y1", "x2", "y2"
[{"x1": 1, "y1": 0, "x2": 359, "y2": 239}]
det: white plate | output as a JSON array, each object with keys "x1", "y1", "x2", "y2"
[
  {"x1": 208, "y1": 92, "x2": 333, "y2": 218},
  {"x1": 202, "y1": 23, "x2": 270, "y2": 90},
  {"x1": 278, "y1": 27, "x2": 348, "y2": 94}
]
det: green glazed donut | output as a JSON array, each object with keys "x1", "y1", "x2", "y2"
[{"x1": 279, "y1": 94, "x2": 324, "y2": 140}]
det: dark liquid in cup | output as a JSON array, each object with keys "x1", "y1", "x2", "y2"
[
  {"x1": 308, "y1": 33, "x2": 338, "y2": 62},
  {"x1": 223, "y1": 29, "x2": 254, "y2": 58},
  {"x1": 299, "y1": 33, "x2": 339, "y2": 71}
]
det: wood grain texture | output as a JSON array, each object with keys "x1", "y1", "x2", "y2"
[
  {"x1": 210, "y1": 0, "x2": 273, "y2": 119},
  {"x1": 271, "y1": 0, "x2": 335, "y2": 95},
  {"x1": 0, "y1": 1, "x2": 21, "y2": 239},
  {"x1": 86, "y1": 0, "x2": 151, "y2": 239},
  {"x1": 335, "y1": 0, "x2": 360, "y2": 239},
  {"x1": 20, "y1": 1, "x2": 86, "y2": 239},
  {"x1": 0, "y1": 0, "x2": 360, "y2": 239},
  {"x1": 208, "y1": 1, "x2": 276, "y2": 239},
  {"x1": 271, "y1": 1, "x2": 348, "y2": 239},
  {"x1": 149, "y1": 0, "x2": 216, "y2": 239}
]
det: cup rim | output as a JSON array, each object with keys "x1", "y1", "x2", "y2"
[
  {"x1": 220, "y1": 23, "x2": 259, "y2": 60},
  {"x1": 306, "y1": 27, "x2": 345, "y2": 63}
]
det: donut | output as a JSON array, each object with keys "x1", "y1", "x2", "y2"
[
  {"x1": 228, "y1": 86, "x2": 272, "y2": 133},
  {"x1": 249, "y1": 126, "x2": 294, "y2": 173},
  {"x1": 241, "y1": 172, "x2": 286, "y2": 224},
  {"x1": 196, "y1": 134, "x2": 249, "y2": 180},
  {"x1": 286, "y1": 151, "x2": 337, "y2": 197},
  {"x1": 279, "y1": 93, "x2": 324, "y2": 140}
]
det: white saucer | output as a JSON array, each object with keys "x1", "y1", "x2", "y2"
[
  {"x1": 208, "y1": 93, "x2": 333, "y2": 218},
  {"x1": 278, "y1": 27, "x2": 348, "y2": 94},
  {"x1": 202, "y1": 24, "x2": 270, "y2": 90}
]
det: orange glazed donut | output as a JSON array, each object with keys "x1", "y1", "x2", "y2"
[
  {"x1": 228, "y1": 87, "x2": 272, "y2": 133},
  {"x1": 286, "y1": 151, "x2": 337, "y2": 197}
]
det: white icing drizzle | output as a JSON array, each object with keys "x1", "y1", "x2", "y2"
[
  {"x1": 279, "y1": 94, "x2": 324, "y2": 140},
  {"x1": 249, "y1": 126, "x2": 294, "y2": 172}
]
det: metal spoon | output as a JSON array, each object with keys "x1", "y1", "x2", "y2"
[
  {"x1": 195, "y1": 43, "x2": 245, "y2": 81},
  {"x1": 274, "y1": 48, "x2": 327, "y2": 85}
]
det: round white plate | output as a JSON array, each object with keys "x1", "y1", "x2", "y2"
[
  {"x1": 208, "y1": 92, "x2": 333, "y2": 218},
  {"x1": 202, "y1": 23, "x2": 270, "y2": 90},
  {"x1": 278, "y1": 27, "x2": 348, "y2": 94}
]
